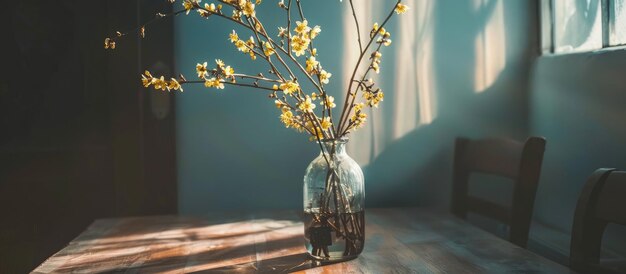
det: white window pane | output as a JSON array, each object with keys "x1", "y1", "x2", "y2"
[
  {"x1": 610, "y1": 0, "x2": 626, "y2": 46},
  {"x1": 553, "y1": 0, "x2": 602, "y2": 53}
]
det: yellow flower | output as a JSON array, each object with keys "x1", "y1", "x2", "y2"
[
  {"x1": 272, "y1": 84, "x2": 278, "y2": 90},
  {"x1": 320, "y1": 117, "x2": 332, "y2": 130},
  {"x1": 299, "y1": 96, "x2": 316, "y2": 112},
  {"x1": 280, "y1": 109, "x2": 294, "y2": 127},
  {"x1": 183, "y1": 0, "x2": 199, "y2": 15},
  {"x1": 275, "y1": 100, "x2": 284, "y2": 108},
  {"x1": 205, "y1": 2, "x2": 216, "y2": 12},
  {"x1": 311, "y1": 92, "x2": 318, "y2": 100},
  {"x1": 277, "y1": 27, "x2": 288, "y2": 38},
  {"x1": 279, "y1": 80, "x2": 299, "y2": 95},
  {"x1": 263, "y1": 41, "x2": 275, "y2": 56},
  {"x1": 305, "y1": 56, "x2": 318, "y2": 73},
  {"x1": 223, "y1": 66, "x2": 234, "y2": 77},
  {"x1": 204, "y1": 77, "x2": 224, "y2": 89},
  {"x1": 153, "y1": 76, "x2": 167, "y2": 91},
  {"x1": 311, "y1": 48, "x2": 317, "y2": 56},
  {"x1": 395, "y1": 3, "x2": 409, "y2": 14},
  {"x1": 310, "y1": 25, "x2": 321, "y2": 39},
  {"x1": 168, "y1": 78, "x2": 183, "y2": 92},
  {"x1": 319, "y1": 69, "x2": 332, "y2": 84},
  {"x1": 215, "y1": 59, "x2": 225, "y2": 68},
  {"x1": 354, "y1": 102, "x2": 364, "y2": 112},
  {"x1": 235, "y1": 39, "x2": 248, "y2": 52},
  {"x1": 141, "y1": 70, "x2": 153, "y2": 87},
  {"x1": 246, "y1": 36, "x2": 256, "y2": 51},
  {"x1": 256, "y1": 0, "x2": 262, "y2": 4},
  {"x1": 196, "y1": 62, "x2": 208, "y2": 78},
  {"x1": 364, "y1": 90, "x2": 384, "y2": 107},
  {"x1": 242, "y1": 1, "x2": 255, "y2": 16},
  {"x1": 322, "y1": 95, "x2": 336, "y2": 108},
  {"x1": 104, "y1": 38, "x2": 116, "y2": 49},
  {"x1": 378, "y1": 27, "x2": 387, "y2": 36},
  {"x1": 229, "y1": 30, "x2": 239, "y2": 43},
  {"x1": 294, "y1": 20, "x2": 311, "y2": 35},
  {"x1": 232, "y1": 10, "x2": 242, "y2": 20},
  {"x1": 291, "y1": 35, "x2": 310, "y2": 56}
]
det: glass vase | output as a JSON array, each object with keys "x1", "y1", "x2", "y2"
[{"x1": 303, "y1": 138, "x2": 365, "y2": 262}]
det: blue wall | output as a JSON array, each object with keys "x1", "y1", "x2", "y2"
[
  {"x1": 530, "y1": 50, "x2": 626, "y2": 255},
  {"x1": 175, "y1": 0, "x2": 536, "y2": 214}
]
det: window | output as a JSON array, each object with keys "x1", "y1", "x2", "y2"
[{"x1": 541, "y1": 0, "x2": 626, "y2": 54}]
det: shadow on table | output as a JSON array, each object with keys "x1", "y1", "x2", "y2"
[{"x1": 192, "y1": 253, "x2": 319, "y2": 273}]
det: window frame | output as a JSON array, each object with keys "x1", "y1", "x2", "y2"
[{"x1": 541, "y1": 0, "x2": 626, "y2": 55}]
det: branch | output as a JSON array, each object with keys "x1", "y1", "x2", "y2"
[
  {"x1": 349, "y1": 0, "x2": 363, "y2": 53},
  {"x1": 337, "y1": 0, "x2": 400, "y2": 134}
]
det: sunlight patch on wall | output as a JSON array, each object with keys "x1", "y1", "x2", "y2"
[
  {"x1": 393, "y1": 0, "x2": 436, "y2": 141},
  {"x1": 345, "y1": 0, "x2": 437, "y2": 166},
  {"x1": 473, "y1": 0, "x2": 506, "y2": 93},
  {"x1": 343, "y1": 0, "x2": 375, "y2": 166}
]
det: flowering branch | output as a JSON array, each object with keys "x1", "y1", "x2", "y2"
[{"x1": 105, "y1": 0, "x2": 409, "y2": 143}]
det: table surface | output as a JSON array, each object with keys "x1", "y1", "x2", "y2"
[{"x1": 32, "y1": 207, "x2": 574, "y2": 273}]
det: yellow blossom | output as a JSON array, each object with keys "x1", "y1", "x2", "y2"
[
  {"x1": 196, "y1": 62, "x2": 208, "y2": 78},
  {"x1": 294, "y1": 20, "x2": 311, "y2": 35},
  {"x1": 291, "y1": 35, "x2": 310, "y2": 56},
  {"x1": 205, "y1": 2, "x2": 216, "y2": 12},
  {"x1": 229, "y1": 31, "x2": 239, "y2": 43},
  {"x1": 395, "y1": 3, "x2": 409, "y2": 14},
  {"x1": 223, "y1": 66, "x2": 234, "y2": 77},
  {"x1": 321, "y1": 117, "x2": 332, "y2": 130},
  {"x1": 204, "y1": 77, "x2": 224, "y2": 89},
  {"x1": 319, "y1": 69, "x2": 332, "y2": 84},
  {"x1": 311, "y1": 48, "x2": 317, "y2": 56},
  {"x1": 168, "y1": 78, "x2": 183, "y2": 92},
  {"x1": 183, "y1": 0, "x2": 199, "y2": 15},
  {"x1": 215, "y1": 59, "x2": 225, "y2": 68},
  {"x1": 235, "y1": 39, "x2": 248, "y2": 52},
  {"x1": 305, "y1": 56, "x2": 318, "y2": 73},
  {"x1": 309, "y1": 126, "x2": 325, "y2": 141},
  {"x1": 141, "y1": 70, "x2": 153, "y2": 87},
  {"x1": 153, "y1": 76, "x2": 167, "y2": 91},
  {"x1": 277, "y1": 27, "x2": 288, "y2": 38},
  {"x1": 275, "y1": 100, "x2": 284, "y2": 108},
  {"x1": 322, "y1": 95, "x2": 336, "y2": 108},
  {"x1": 311, "y1": 92, "x2": 318, "y2": 100},
  {"x1": 272, "y1": 84, "x2": 278, "y2": 90},
  {"x1": 242, "y1": 1, "x2": 255, "y2": 17},
  {"x1": 280, "y1": 109, "x2": 294, "y2": 127},
  {"x1": 279, "y1": 80, "x2": 299, "y2": 95},
  {"x1": 310, "y1": 25, "x2": 321, "y2": 39},
  {"x1": 263, "y1": 41, "x2": 275, "y2": 56},
  {"x1": 299, "y1": 96, "x2": 316, "y2": 112},
  {"x1": 104, "y1": 38, "x2": 116, "y2": 49},
  {"x1": 364, "y1": 90, "x2": 384, "y2": 107},
  {"x1": 232, "y1": 10, "x2": 242, "y2": 20}
]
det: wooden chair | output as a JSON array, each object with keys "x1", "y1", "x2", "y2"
[
  {"x1": 571, "y1": 168, "x2": 626, "y2": 274},
  {"x1": 451, "y1": 137, "x2": 546, "y2": 248}
]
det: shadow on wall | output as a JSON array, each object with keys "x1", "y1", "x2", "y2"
[{"x1": 352, "y1": 0, "x2": 535, "y2": 208}]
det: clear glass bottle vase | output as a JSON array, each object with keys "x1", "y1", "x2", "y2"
[{"x1": 303, "y1": 138, "x2": 365, "y2": 262}]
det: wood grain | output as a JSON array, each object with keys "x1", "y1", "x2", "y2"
[{"x1": 32, "y1": 208, "x2": 574, "y2": 273}]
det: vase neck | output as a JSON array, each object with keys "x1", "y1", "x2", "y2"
[{"x1": 320, "y1": 139, "x2": 347, "y2": 156}]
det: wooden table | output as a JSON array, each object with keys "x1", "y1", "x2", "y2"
[{"x1": 33, "y1": 208, "x2": 574, "y2": 273}]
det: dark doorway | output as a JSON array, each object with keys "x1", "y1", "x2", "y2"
[{"x1": 0, "y1": 1, "x2": 177, "y2": 272}]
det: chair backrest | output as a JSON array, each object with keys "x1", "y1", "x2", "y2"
[
  {"x1": 451, "y1": 137, "x2": 546, "y2": 248},
  {"x1": 571, "y1": 168, "x2": 626, "y2": 273}
]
